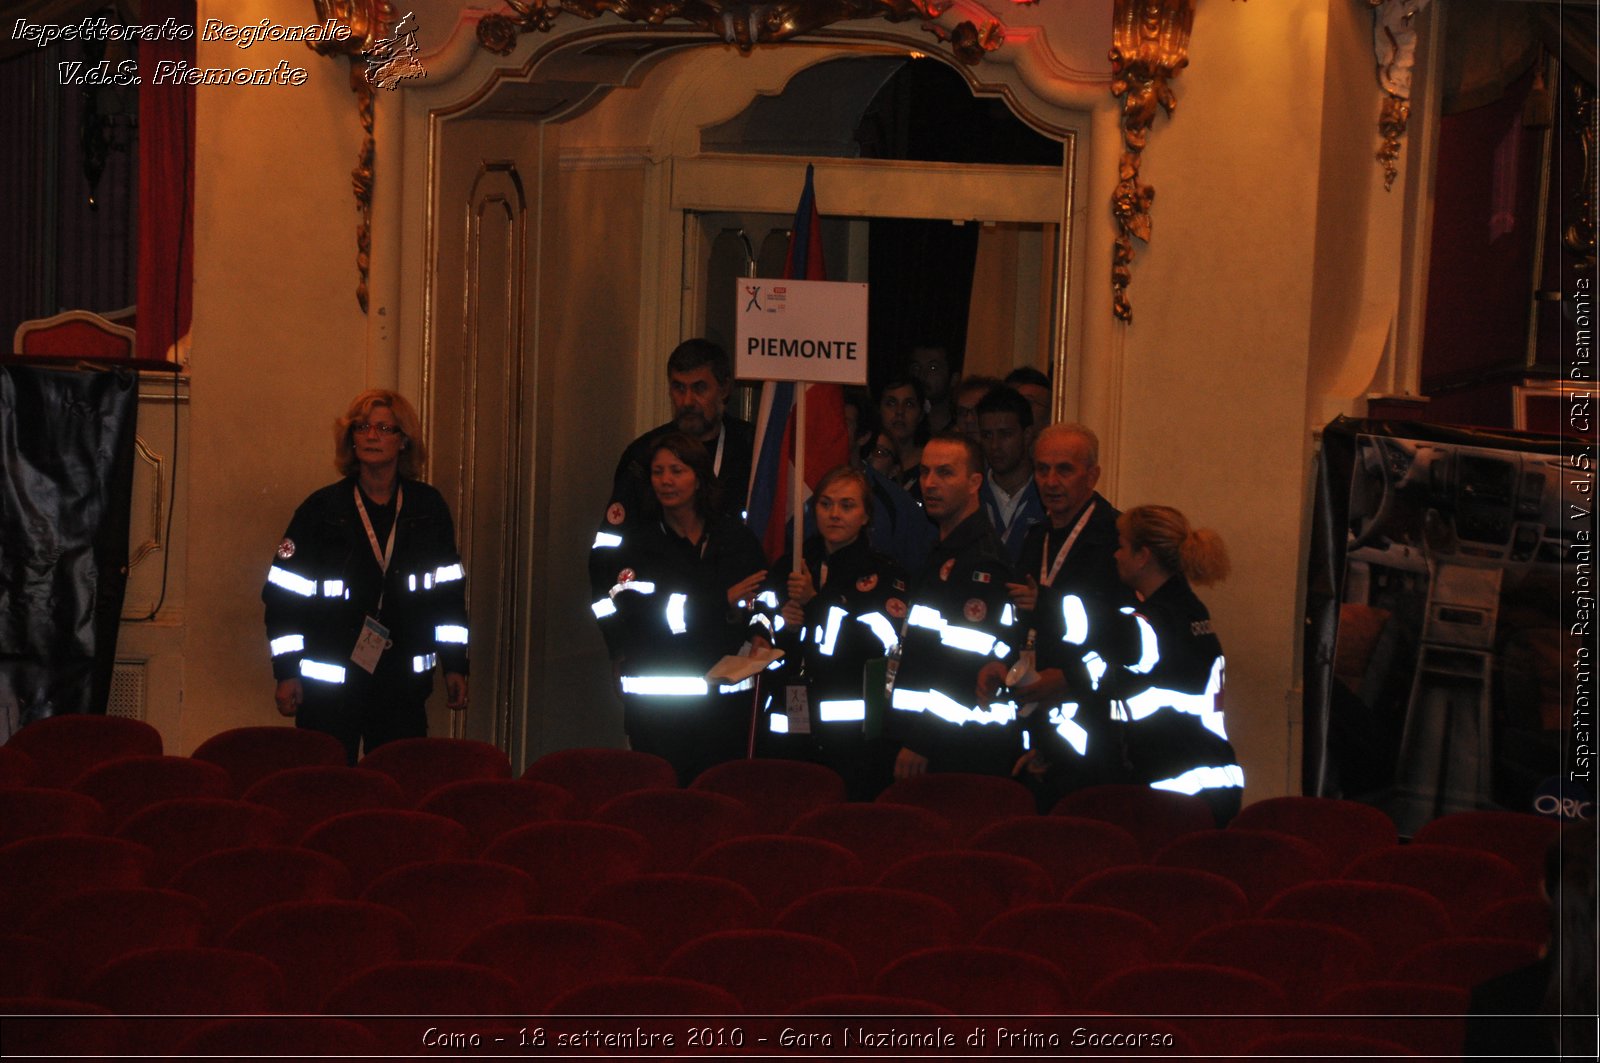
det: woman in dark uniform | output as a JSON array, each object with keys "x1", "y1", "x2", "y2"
[
  {"x1": 756, "y1": 466, "x2": 908, "y2": 799},
  {"x1": 1108, "y1": 504, "x2": 1242, "y2": 824},
  {"x1": 598, "y1": 432, "x2": 768, "y2": 785},
  {"x1": 262, "y1": 390, "x2": 468, "y2": 764}
]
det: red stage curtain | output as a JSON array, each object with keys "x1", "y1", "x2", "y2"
[{"x1": 135, "y1": 0, "x2": 194, "y2": 363}]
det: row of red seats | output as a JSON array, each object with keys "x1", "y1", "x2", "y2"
[
  {"x1": 0, "y1": 718, "x2": 1560, "y2": 1057},
  {"x1": 1, "y1": 824, "x2": 1547, "y2": 985},
  {"x1": 10, "y1": 863, "x2": 1531, "y2": 1006},
  {"x1": 4, "y1": 877, "x2": 1502, "y2": 1055},
  {"x1": 0, "y1": 766, "x2": 1553, "y2": 940},
  {"x1": 2, "y1": 951, "x2": 1476, "y2": 1059},
  {"x1": 1, "y1": 716, "x2": 1561, "y2": 876}
]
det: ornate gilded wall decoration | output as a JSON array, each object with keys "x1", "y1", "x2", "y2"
[
  {"x1": 1368, "y1": 0, "x2": 1431, "y2": 192},
  {"x1": 309, "y1": 0, "x2": 397, "y2": 312},
  {"x1": 922, "y1": 15, "x2": 1003, "y2": 66},
  {"x1": 1108, "y1": 0, "x2": 1193, "y2": 324},
  {"x1": 474, "y1": 1, "x2": 1000, "y2": 67}
]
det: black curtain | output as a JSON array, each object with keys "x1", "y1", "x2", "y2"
[
  {"x1": 1, "y1": 363, "x2": 137, "y2": 732},
  {"x1": 867, "y1": 217, "x2": 980, "y2": 389}
]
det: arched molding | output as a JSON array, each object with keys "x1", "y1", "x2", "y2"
[{"x1": 375, "y1": 3, "x2": 1126, "y2": 447}]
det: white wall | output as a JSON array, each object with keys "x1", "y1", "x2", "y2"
[{"x1": 181, "y1": 0, "x2": 367, "y2": 750}]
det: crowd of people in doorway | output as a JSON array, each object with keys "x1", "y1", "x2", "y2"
[{"x1": 586, "y1": 338, "x2": 1243, "y2": 820}]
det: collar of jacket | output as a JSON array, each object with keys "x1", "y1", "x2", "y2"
[
  {"x1": 806, "y1": 533, "x2": 874, "y2": 586},
  {"x1": 930, "y1": 509, "x2": 994, "y2": 562}
]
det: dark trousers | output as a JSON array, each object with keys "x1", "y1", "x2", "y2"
[
  {"x1": 297, "y1": 669, "x2": 428, "y2": 765},
  {"x1": 624, "y1": 692, "x2": 754, "y2": 786}
]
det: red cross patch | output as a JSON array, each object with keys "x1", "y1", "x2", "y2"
[
  {"x1": 856, "y1": 574, "x2": 878, "y2": 593},
  {"x1": 886, "y1": 598, "x2": 907, "y2": 619},
  {"x1": 964, "y1": 598, "x2": 987, "y2": 623},
  {"x1": 617, "y1": 568, "x2": 635, "y2": 585},
  {"x1": 275, "y1": 538, "x2": 296, "y2": 560},
  {"x1": 939, "y1": 559, "x2": 955, "y2": 581},
  {"x1": 606, "y1": 502, "x2": 626, "y2": 525}
]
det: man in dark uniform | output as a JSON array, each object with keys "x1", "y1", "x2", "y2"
[
  {"x1": 609, "y1": 339, "x2": 754, "y2": 521},
  {"x1": 980, "y1": 422, "x2": 1132, "y2": 803},
  {"x1": 886, "y1": 431, "x2": 1018, "y2": 779}
]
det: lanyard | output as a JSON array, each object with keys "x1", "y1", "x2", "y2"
[
  {"x1": 988, "y1": 482, "x2": 1027, "y2": 539},
  {"x1": 1039, "y1": 500, "x2": 1096, "y2": 588},
  {"x1": 1017, "y1": 499, "x2": 1097, "y2": 666},
  {"x1": 712, "y1": 426, "x2": 726, "y2": 478},
  {"x1": 354, "y1": 483, "x2": 403, "y2": 610}
]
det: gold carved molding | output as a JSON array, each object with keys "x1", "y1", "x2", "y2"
[
  {"x1": 303, "y1": 2, "x2": 1009, "y2": 307},
  {"x1": 475, "y1": 1, "x2": 1002, "y2": 67},
  {"x1": 1368, "y1": 0, "x2": 1431, "y2": 192},
  {"x1": 308, "y1": 1, "x2": 397, "y2": 312},
  {"x1": 1109, "y1": 0, "x2": 1193, "y2": 324}
]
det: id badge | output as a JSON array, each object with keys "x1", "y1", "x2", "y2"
[
  {"x1": 784, "y1": 685, "x2": 811, "y2": 735},
  {"x1": 351, "y1": 615, "x2": 391, "y2": 674}
]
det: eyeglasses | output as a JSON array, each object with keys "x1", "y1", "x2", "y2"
[{"x1": 353, "y1": 422, "x2": 404, "y2": 436}]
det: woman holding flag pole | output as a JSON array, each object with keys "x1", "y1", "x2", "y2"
[
  {"x1": 740, "y1": 164, "x2": 907, "y2": 795},
  {"x1": 752, "y1": 465, "x2": 908, "y2": 799}
]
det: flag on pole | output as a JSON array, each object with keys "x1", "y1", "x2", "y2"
[{"x1": 746, "y1": 165, "x2": 851, "y2": 561}]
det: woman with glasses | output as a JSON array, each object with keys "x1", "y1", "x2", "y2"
[{"x1": 262, "y1": 390, "x2": 469, "y2": 763}]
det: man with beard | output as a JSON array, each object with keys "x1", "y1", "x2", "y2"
[{"x1": 605, "y1": 339, "x2": 754, "y2": 521}]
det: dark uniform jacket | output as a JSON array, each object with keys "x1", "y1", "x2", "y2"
[
  {"x1": 591, "y1": 417, "x2": 756, "y2": 655},
  {"x1": 1013, "y1": 492, "x2": 1134, "y2": 765},
  {"x1": 1104, "y1": 574, "x2": 1242, "y2": 806},
  {"x1": 757, "y1": 535, "x2": 907, "y2": 730},
  {"x1": 886, "y1": 509, "x2": 1017, "y2": 774},
  {"x1": 263, "y1": 477, "x2": 468, "y2": 690},
  {"x1": 593, "y1": 511, "x2": 768, "y2": 690}
]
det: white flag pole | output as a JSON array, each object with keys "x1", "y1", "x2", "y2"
[{"x1": 793, "y1": 384, "x2": 806, "y2": 575}]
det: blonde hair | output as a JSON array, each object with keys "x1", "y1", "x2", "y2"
[
  {"x1": 814, "y1": 465, "x2": 873, "y2": 528},
  {"x1": 1119, "y1": 505, "x2": 1230, "y2": 586},
  {"x1": 334, "y1": 389, "x2": 427, "y2": 478}
]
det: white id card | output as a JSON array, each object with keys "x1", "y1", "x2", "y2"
[
  {"x1": 784, "y1": 685, "x2": 811, "y2": 735},
  {"x1": 351, "y1": 615, "x2": 391, "y2": 674}
]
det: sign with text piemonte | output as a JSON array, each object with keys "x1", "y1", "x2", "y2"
[{"x1": 735, "y1": 278, "x2": 869, "y2": 385}]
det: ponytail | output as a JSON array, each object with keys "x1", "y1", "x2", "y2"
[{"x1": 1119, "y1": 505, "x2": 1230, "y2": 586}]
